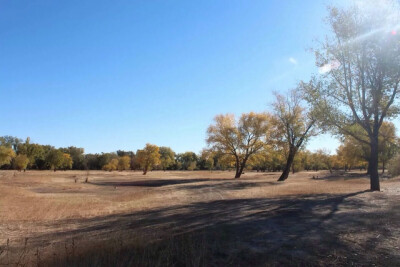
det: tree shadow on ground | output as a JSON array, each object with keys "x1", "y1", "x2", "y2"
[
  {"x1": 177, "y1": 180, "x2": 282, "y2": 191},
  {"x1": 90, "y1": 178, "x2": 226, "y2": 187},
  {"x1": 6, "y1": 189, "x2": 400, "y2": 266}
]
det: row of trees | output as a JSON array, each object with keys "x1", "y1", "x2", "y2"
[
  {"x1": 0, "y1": 137, "x2": 256, "y2": 172},
  {"x1": 1, "y1": 130, "x2": 397, "y2": 177},
  {"x1": 0, "y1": 137, "x2": 73, "y2": 171}
]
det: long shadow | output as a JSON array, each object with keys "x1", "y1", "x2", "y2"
[
  {"x1": 316, "y1": 172, "x2": 370, "y2": 181},
  {"x1": 90, "y1": 178, "x2": 225, "y2": 187},
  {"x1": 178, "y1": 180, "x2": 282, "y2": 191},
  {"x1": 5, "y1": 190, "x2": 400, "y2": 266}
]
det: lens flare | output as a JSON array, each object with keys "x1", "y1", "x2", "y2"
[
  {"x1": 319, "y1": 60, "x2": 341, "y2": 74},
  {"x1": 392, "y1": 30, "x2": 397, "y2": 35}
]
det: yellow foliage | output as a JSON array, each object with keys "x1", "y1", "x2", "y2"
[
  {"x1": 118, "y1": 156, "x2": 131, "y2": 171},
  {"x1": 103, "y1": 158, "x2": 118, "y2": 171},
  {"x1": 0, "y1": 146, "x2": 16, "y2": 166},
  {"x1": 14, "y1": 154, "x2": 29, "y2": 171},
  {"x1": 136, "y1": 144, "x2": 160, "y2": 175}
]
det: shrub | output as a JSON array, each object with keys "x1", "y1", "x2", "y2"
[
  {"x1": 14, "y1": 154, "x2": 29, "y2": 171},
  {"x1": 388, "y1": 154, "x2": 400, "y2": 177}
]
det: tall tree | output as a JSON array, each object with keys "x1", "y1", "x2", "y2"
[
  {"x1": 206, "y1": 112, "x2": 269, "y2": 178},
  {"x1": 304, "y1": 3, "x2": 400, "y2": 190},
  {"x1": 136, "y1": 144, "x2": 161, "y2": 175},
  {"x1": 272, "y1": 89, "x2": 316, "y2": 181}
]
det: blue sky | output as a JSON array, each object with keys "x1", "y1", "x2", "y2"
[{"x1": 1, "y1": 0, "x2": 350, "y2": 154}]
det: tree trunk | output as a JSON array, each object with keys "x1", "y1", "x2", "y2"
[
  {"x1": 143, "y1": 167, "x2": 147, "y2": 175},
  {"x1": 367, "y1": 163, "x2": 372, "y2": 175},
  {"x1": 234, "y1": 157, "x2": 241, "y2": 178},
  {"x1": 369, "y1": 134, "x2": 380, "y2": 191},
  {"x1": 237, "y1": 161, "x2": 247, "y2": 178},
  {"x1": 278, "y1": 151, "x2": 295, "y2": 181}
]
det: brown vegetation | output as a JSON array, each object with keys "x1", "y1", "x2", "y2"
[{"x1": 1, "y1": 170, "x2": 400, "y2": 266}]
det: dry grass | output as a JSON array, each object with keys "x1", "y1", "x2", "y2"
[{"x1": 1, "y1": 170, "x2": 399, "y2": 266}]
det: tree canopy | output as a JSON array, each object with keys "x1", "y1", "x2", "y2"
[{"x1": 207, "y1": 112, "x2": 269, "y2": 178}]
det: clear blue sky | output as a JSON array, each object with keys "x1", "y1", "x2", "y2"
[{"x1": 1, "y1": 0, "x2": 350, "y2": 154}]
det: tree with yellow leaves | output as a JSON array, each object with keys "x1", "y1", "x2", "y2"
[
  {"x1": 61, "y1": 153, "x2": 73, "y2": 170},
  {"x1": 271, "y1": 88, "x2": 316, "y2": 181},
  {"x1": 136, "y1": 144, "x2": 161, "y2": 175},
  {"x1": 14, "y1": 154, "x2": 29, "y2": 171},
  {"x1": 103, "y1": 158, "x2": 118, "y2": 171},
  {"x1": 206, "y1": 112, "x2": 269, "y2": 178},
  {"x1": 0, "y1": 146, "x2": 16, "y2": 167},
  {"x1": 118, "y1": 155, "x2": 131, "y2": 171}
]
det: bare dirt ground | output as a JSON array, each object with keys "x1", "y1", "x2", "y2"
[{"x1": 0, "y1": 170, "x2": 399, "y2": 266}]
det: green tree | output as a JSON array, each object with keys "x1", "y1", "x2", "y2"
[
  {"x1": 136, "y1": 144, "x2": 161, "y2": 175},
  {"x1": 45, "y1": 149, "x2": 64, "y2": 171},
  {"x1": 200, "y1": 149, "x2": 214, "y2": 171},
  {"x1": 207, "y1": 112, "x2": 270, "y2": 178},
  {"x1": 176, "y1": 152, "x2": 198, "y2": 170},
  {"x1": 0, "y1": 136, "x2": 22, "y2": 151},
  {"x1": 17, "y1": 138, "x2": 46, "y2": 169},
  {"x1": 303, "y1": 3, "x2": 400, "y2": 190},
  {"x1": 159, "y1": 147, "x2": 175, "y2": 171}
]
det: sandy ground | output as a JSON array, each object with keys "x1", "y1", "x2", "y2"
[{"x1": 0, "y1": 170, "x2": 399, "y2": 266}]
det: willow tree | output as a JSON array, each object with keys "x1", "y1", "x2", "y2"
[
  {"x1": 206, "y1": 112, "x2": 269, "y2": 178},
  {"x1": 272, "y1": 89, "x2": 316, "y2": 181},
  {"x1": 304, "y1": 2, "x2": 400, "y2": 190}
]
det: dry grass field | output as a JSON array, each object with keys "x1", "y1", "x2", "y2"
[{"x1": 1, "y1": 170, "x2": 400, "y2": 266}]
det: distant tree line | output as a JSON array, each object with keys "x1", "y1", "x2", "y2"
[{"x1": 0, "y1": 136, "x2": 273, "y2": 173}]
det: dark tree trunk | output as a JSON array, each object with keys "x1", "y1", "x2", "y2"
[
  {"x1": 367, "y1": 163, "x2": 372, "y2": 175},
  {"x1": 369, "y1": 134, "x2": 380, "y2": 191},
  {"x1": 143, "y1": 168, "x2": 148, "y2": 175},
  {"x1": 234, "y1": 157, "x2": 241, "y2": 178},
  {"x1": 278, "y1": 151, "x2": 295, "y2": 181}
]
